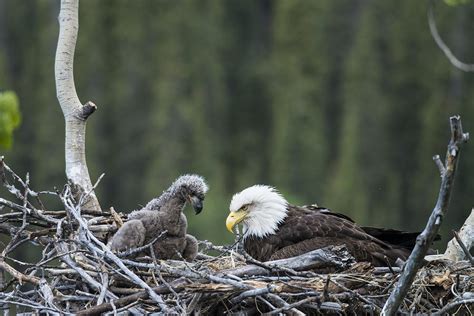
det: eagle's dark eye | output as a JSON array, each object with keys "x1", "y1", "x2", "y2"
[{"x1": 241, "y1": 204, "x2": 249, "y2": 211}]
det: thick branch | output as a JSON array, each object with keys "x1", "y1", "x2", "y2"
[
  {"x1": 444, "y1": 208, "x2": 474, "y2": 262},
  {"x1": 55, "y1": 0, "x2": 101, "y2": 212},
  {"x1": 432, "y1": 298, "x2": 474, "y2": 316},
  {"x1": 382, "y1": 116, "x2": 469, "y2": 315},
  {"x1": 0, "y1": 257, "x2": 40, "y2": 286},
  {"x1": 223, "y1": 246, "x2": 354, "y2": 277}
]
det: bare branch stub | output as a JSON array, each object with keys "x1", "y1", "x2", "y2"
[
  {"x1": 75, "y1": 101, "x2": 97, "y2": 121},
  {"x1": 449, "y1": 115, "x2": 469, "y2": 149},
  {"x1": 381, "y1": 115, "x2": 469, "y2": 315},
  {"x1": 432, "y1": 155, "x2": 445, "y2": 177}
]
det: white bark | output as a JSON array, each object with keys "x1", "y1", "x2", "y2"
[
  {"x1": 55, "y1": 0, "x2": 101, "y2": 212},
  {"x1": 444, "y1": 208, "x2": 474, "y2": 261}
]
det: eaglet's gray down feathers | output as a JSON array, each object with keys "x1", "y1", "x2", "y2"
[{"x1": 108, "y1": 175, "x2": 208, "y2": 261}]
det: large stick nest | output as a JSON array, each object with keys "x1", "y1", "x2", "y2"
[{"x1": 0, "y1": 162, "x2": 473, "y2": 315}]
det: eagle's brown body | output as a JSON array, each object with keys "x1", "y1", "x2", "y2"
[{"x1": 243, "y1": 205, "x2": 418, "y2": 266}]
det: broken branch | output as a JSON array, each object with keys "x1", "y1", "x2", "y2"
[{"x1": 382, "y1": 116, "x2": 469, "y2": 315}]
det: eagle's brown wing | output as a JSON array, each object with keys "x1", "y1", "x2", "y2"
[
  {"x1": 244, "y1": 205, "x2": 411, "y2": 265},
  {"x1": 302, "y1": 205, "x2": 356, "y2": 223},
  {"x1": 303, "y1": 206, "x2": 429, "y2": 250}
]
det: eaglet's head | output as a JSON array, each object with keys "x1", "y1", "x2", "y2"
[
  {"x1": 172, "y1": 174, "x2": 209, "y2": 214},
  {"x1": 226, "y1": 185, "x2": 288, "y2": 238}
]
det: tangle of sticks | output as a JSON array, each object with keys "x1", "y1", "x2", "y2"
[{"x1": 0, "y1": 127, "x2": 472, "y2": 316}]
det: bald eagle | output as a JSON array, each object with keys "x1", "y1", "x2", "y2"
[
  {"x1": 226, "y1": 185, "x2": 429, "y2": 266},
  {"x1": 109, "y1": 174, "x2": 208, "y2": 261}
]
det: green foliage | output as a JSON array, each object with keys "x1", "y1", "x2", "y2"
[
  {"x1": 444, "y1": 0, "x2": 471, "y2": 6},
  {"x1": 0, "y1": 91, "x2": 21, "y2": 149}
]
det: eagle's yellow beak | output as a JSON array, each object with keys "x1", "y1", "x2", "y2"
[{"x1": 226, "y1": 210, "x2": 248, "y2": 233}]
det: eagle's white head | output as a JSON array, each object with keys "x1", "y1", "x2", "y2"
[{"x1": 226, "y1": 185, "x2": 288, "y2": 239}]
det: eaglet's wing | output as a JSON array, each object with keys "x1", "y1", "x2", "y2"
[{"x1": 108, "y1": 219, "x2": 146, "y2": 252}]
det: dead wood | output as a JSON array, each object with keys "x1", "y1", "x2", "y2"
[{"x1": 382, "y1": 116, "x2": 469, "y2": 315}]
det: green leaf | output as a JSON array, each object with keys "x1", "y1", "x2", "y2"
[{"x1": 0, "y1": 91, "x2": 21, "y2": 149}]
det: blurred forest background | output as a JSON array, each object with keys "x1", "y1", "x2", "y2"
[{"x1": 0, "y1": 0, "x2": 473, "y2": 247}]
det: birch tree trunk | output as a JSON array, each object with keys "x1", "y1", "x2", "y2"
[{"x1": 55, "y1": 0, "x2": 101, "y2": 213}]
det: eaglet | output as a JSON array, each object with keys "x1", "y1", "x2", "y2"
[{"x1": 109, "y1": 174, "x2": 208, "y2": 261}]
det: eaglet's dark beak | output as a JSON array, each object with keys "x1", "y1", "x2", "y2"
[{"x1": 190, "y1": 196, "x2": 203, "y2": 215}]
